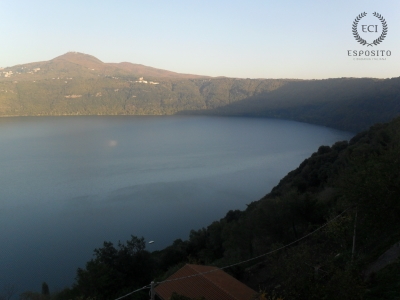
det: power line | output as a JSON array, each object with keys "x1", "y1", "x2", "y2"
[
  {"x1": 114, "y1": 285, "x2": 151, "y2": 300},
  {"x1": 159, "y1": 207, "x2": 351, "y2": 285},
  {"x1": 115, "y1": 207, "x2": 352, "y2": 300}
]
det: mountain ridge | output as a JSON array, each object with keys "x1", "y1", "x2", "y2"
[
  {"x1": 0, "y1": 53, "x2": 399, "y2": 132},
  {"x1": 50, "y1": 52, "x2": 208, "y2": 78}
]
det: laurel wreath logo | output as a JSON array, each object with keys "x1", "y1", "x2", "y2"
[{"x1": 352, "y1": 12, "x2": 388, "y2": 47}]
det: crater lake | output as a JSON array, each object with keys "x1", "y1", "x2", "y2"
[{"x1": 0, "y1": 116, "x2": 353, "y2": 292}]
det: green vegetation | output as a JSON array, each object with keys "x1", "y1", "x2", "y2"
[
  {"x1": 1, "y1": 53, "x2": 400, "y2": 132},
  {"x1": 74, "y1": 236, "x2": 153, "y2": 300},
  {"x1": 196, "y1": 77, "x2": 400, "y2": 132}
]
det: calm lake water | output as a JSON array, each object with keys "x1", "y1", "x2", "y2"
[{"x1": 0, "y1": 116, "x2": 353, "y2": 292}]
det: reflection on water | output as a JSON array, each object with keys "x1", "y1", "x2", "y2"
[{"x1": 0, "y1": 116, "x2": 353, "y2": 291}]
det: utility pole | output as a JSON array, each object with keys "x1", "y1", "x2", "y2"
[
  {"x1": 150, "y1": 281, "x2": 155, "y2": 300},
  {"x1": 351, "y1": 206, "x2": 358, "y2": 263}
]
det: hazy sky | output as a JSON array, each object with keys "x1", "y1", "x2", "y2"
[{"x1": 0, "y1": 0, "x2": 399, "y2": 79}]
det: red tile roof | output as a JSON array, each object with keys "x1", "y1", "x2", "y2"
[{"x1": 155, "y1": 264, "x2": 257, "y2": 300}]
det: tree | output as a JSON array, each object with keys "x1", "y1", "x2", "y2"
[
  {"x1": 74, "y1": 235, "x2": 154, "y2": 300},
  {"x1": 41, "y1": 283, "x2": 49, "y2": 297}
]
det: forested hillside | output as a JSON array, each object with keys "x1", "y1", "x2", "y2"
[
  {"x1": 186, "y1": 77, "x2": 400, "y2": 132},
  {"x1": 36, "y1": 117, "x2": 400, "y2": 300},
  {"x1": 150, "y1": 116, "x2": 400, "y2": 300},
  {"x1": 1, "y1": 52, "x2": 400, "y2": 132}
]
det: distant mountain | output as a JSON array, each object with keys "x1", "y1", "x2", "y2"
[
  {"x1": 1, "y1": 52, "x2": 205, "y2": 80},
  {"x1": 186, "y1": 77, "x2": 400, "y2": 132},
  {"x1": 52, "y1": 52, "x2": 207, "y2": 78},
  {"x1": 53, "y1": 52, "x2": 105, "y2": 70},
  {"x1": 1, "y1": 52, "x2": 399, "y2": 132}
]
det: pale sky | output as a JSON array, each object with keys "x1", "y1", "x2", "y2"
[{"x1": 0, "y1": 0, "x2": 399, "y2": 79}]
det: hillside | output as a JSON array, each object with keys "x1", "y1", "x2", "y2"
[
  {"x1": 150, "y1": 116, "x2": 400, "y2": 299},
  {"x1": 237, "y1": 116, "x2": 400, "y2": 299},
  {"x1": 185, "y1": 77, "x2": 400, "y2": 132},
  {"x1": 1, "y1": 53, "x2": 400, "y2": 132}
]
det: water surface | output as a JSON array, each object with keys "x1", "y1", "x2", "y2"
[{"x1": 0, "y1": 116, "x2": 353, "y2": 292}]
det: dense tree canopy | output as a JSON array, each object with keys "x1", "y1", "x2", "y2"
[{"x1": 74, "y1": 236, "x2": 154, "y2": 300}]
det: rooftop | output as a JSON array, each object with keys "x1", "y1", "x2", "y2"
[{"x1": 155, "y1": 264, "x2": 257, "y2": 300}]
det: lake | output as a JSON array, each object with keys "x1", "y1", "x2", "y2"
[{"x1": 0, "y1": 116, "x2": 353, "y2": 292}]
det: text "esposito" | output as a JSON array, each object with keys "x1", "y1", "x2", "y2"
[{"x1": 348, "y1": 50, "x2": 391, "y2": 56}]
